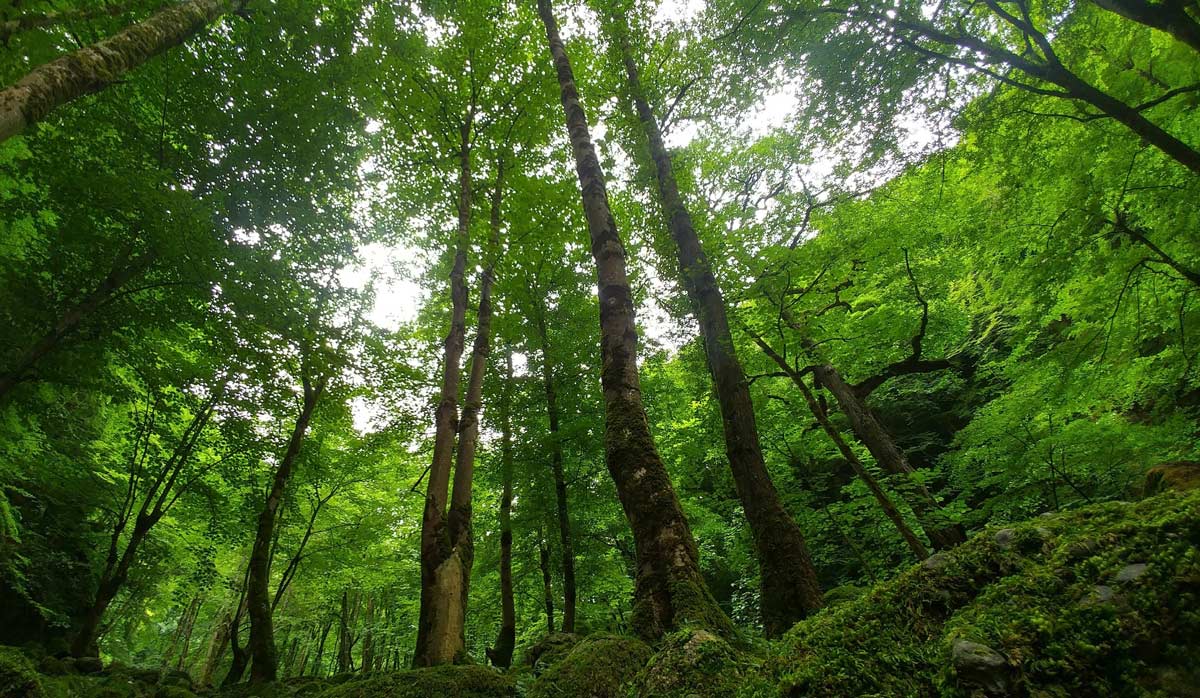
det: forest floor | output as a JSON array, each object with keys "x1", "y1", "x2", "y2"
[{"x1": 3, "y1": 490, "x2": 1198, "y2": 698}]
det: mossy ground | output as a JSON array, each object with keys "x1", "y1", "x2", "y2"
[
  {"x1": 525, "y1": 633, "x2": 652, "y2": 698},
  {"x1": 769, "y1": 490, "x2": 1200, "y2": 697},
  {"x1": 5, "y1": 492, "x2": 1197, "y2": 698}
]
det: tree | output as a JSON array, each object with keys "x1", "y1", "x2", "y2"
[
  {"x1": 536, "y1": 0, "x2": 734, "y2": 641},
  {"x1": 0, "y1": 0, "x2": 244, "y2": 144},
  {"x1": 607, "y1": 8, "x2": 823, "y2": 636}
]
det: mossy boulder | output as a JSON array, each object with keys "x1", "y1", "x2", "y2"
[
  {"x1": 769, "y1": 491, "x2": 1200, "y2": 697},
  {"x1": 635, "y1": 629, "x2": 768, "y2": 698},
  {"x1": 527, "y1": 633, "x2": 652, "y2": 698},
  {"x1": 314, "y1": 665, "x2": 514, "y2": 698},
  {"x1": 519, "y1": 632, "x2": 581, "y2": 676},
  {"x1": 1, "y1": 646, "x2": 44, "y2": 698}
]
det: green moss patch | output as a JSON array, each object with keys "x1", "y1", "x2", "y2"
[
  {"x1": 635, "y1": 629, "x2": 770, "y2": 698},
  {"x1": 1, "y1": 646, "x2": 44, "y2": 698},
  {"x1": 314, "y1": 665, "x2": 514, "y2": 698},
  {"x1": 770, "y1": 491, "x2": 1200, "y2": 697},
  {"x1": 527, "y1": 633, "x2": 652, "y2": 698}
]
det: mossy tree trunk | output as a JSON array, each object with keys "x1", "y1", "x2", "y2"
[
  {"x1": 536, "y1": 0, "x2": 734, "y2": 641},
  {"x1": 611, "y1": 16, "x2": 822, "y2": 637},
  {"x1": 539, "y1": 534, "x2": 556, "y2": 634},
  {"x1": 0, "y1": 0, "x2": 240, "y2": 144},
  {"x1": 246, "y1": 372, "x2": 327, "y2": 683}
]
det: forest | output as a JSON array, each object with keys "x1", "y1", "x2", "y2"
[{"x1": 1, "y1": 0, "x2": 1199, "y2": 696}]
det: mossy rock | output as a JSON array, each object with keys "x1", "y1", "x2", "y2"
[
  {"x1": 314, "y1": 665, "x2": 514, "y2": 698},
  {"x1": 1, "y1": 646, "x2": 44, "y2": 698},
  {"x1": 634, "y1": 629, "x2": 769, "y2": 698},
  {"x1": 527, "y1": 634, "x2": 652, "y2": 698},
  {"x1": 769, "y1": 491, "x2": 1200, "y2": 697},
  {"x1": 519, "y1": 632, "x2": 581, "y2": 676}
]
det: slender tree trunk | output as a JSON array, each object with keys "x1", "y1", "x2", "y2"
[
  {"x1": 613, "y1": 22, "x2": 822, "y2": 637},
  {"x1": 221, "y1": 571, "x2": 251, "y2": 687},
  {"x1": 414, "y1": 115, "x2": 474, "y2": 669},
  {"x1": 489, "y1": 351, "x2": 516, "y2": 669},
  {"x1": 813, "y1": 364, "x2": 965, "y2": 550},
  {"x1": 173, "y1": 596, "x2": 202, "y2": 671},
  {"x1": 537, "y1": 0, "x2": 733, "y2": 641},
  {"x1": 533, "y1": 306, "x2": 577, "y2": 634},
  {"x1": 0, "y1": 246, "x2": 155, "y2": 401},
  {"x1": 539, "y1": 536, "x2": 556, "y2": 634},
  {"x1": 750, "y1": 334, "x2": 930, "y2": 559},
  {"x1": 0, "y1": 0, "x2": 239, "y2": 144},
  {"x1": 361, "y1": 595, "x2": 374, "y2": 674},
  {"x1": 199, "y1": 608, "x2": 233, "y2": 687},
  {"x1": 337, "y1": 590, "x2": 352, "y2": 674},
  {"x1": 1090, "y1": 0, "x2": 1200, "y2": 53},
  {"x1": 246, "y1": 375, "x2": 327, "y2": 683},
  {"x1": 312, "y1": 619, "x2": 331, "y2": 678}
]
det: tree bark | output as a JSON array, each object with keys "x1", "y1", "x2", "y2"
[
  {"x1": 414, "y1": 113, "x2": 475, "y2": 668},
  {"x1": 361, "y1": 594, "x2": 374, "y2": 673},
  {"x1": 533, "y1": 303, "x2": 577, "y2": 634},
  {"x1": 539, "y1": 536, "x2": 556, "y2": 634},
  {"x1": 246, "y1": 373, "x2": 327, "y2": 683},
  {"x1": 813, "y1": 364, "x2": 965, "y2": 550},
  {"x1": 0, "y1": 0, "x2": 238, "y2": 144},
  {"x1": 488, "y1": 351, "x2": 516, "y2": 669},
  {"x1": 536, "y1": 0, "x2": 733, "y2": 641},
  {"x1": 1090, "y1": 0, "x2": 1200, "y2": 53},
  {"x1": 613, "y1": 21, "x2": 822, "y2": 637},
  {"x1": 0, "y1": 245, "x2": 155, "y2": 402},
  {"x1": 750, "y1": 333, "x2": 930, "y2": 559}
]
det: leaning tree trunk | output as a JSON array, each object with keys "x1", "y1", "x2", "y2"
[
  {"x1": 536, "y1": 0, "x2": 733, "y2": 641},
  {"x1": 1090, "y1": 0, "x2": 1200, "y2": 53},
  {"x1": 750, "y1": 333, "x2": 930, "y2": 559},
  {"x1": 613, "y1": 20, "x2": 822, "y2": 637},
  {"x1": 533, "y1": 305, "x2": 577, "y2": 634},
  {"x1": 246, "y1": 374, "x2": 327, "y2": 683},
  {"x1": 0, "y1": 0, "x2": 239, "y2": 144},
  {"x1": 813, "y1": 364, "x2": 965, "y2": 550},
  {"x1": 488, "y1": 351, "x2": 516, "y2": 669},
  {"x1": 0, "y1": 245, "x2": 155, "y2": 402},
  {"x1": 413, "y1": 117, "x2": 474, "y2": 668}
]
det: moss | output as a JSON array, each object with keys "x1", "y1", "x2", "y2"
[
  {"x1": 635, "y1": 629, "x2": 772, "y2": 698},
  {"x1": 518, "y1": 632, "x2": 581, "y2": 676},
  {"x1": 527, "y1": 633, "x2": 652, "y2": 698},
  {"x1": 0, "y1": 646, "x2": 43, "y2": 698},
  {"x1": 768, "y1": 491, "x2": 1200, "y2": 697},
  {"x1": 314, "y1": 665, "x2": 514, "y2": 698}
]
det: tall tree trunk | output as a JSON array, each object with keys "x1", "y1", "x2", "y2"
[
  {"x1": 533, "y1": 305, "x2": 577, "y2": 634},
  {"x1": 337, "y1": 590, "x2": 353, "y2": 674},
  {"x1": 1090, "y1": 0, "x2": 1200, "y2": 53},
  {"x1": 0, "y1": 0, "x2": 239, "y2": 144},
  {"x1": 612, "y1": 21, "x2": 822, "y2": 637},
  {"x1": 199, "y1": 608, "x2": 232, "y2": 687},
  {"x1": 489, "y1": 351, "x2": 516, "y2": 669},
  {"x1": 246, "y1": 374, "x2": 327, "y2": 683},
  {"x1": 0, "y1": 245, "x2": 155, "y2": 401},
  {"x1": 750, "y1": 333, "x2": 930, "y2": 559},
  {"x1": 537, "y1": 0, "x2": 734, "y2": 641},
  {"x1": 414, "y1": 115, "x2": 474, "y2": 669},
  {"x1": 539, "y1": 535, "x2": 556, "y2": 634},
  {"x1": 312, "y1": 619, "x2": 331, "y2": 678},
  {"x1": 813, "y1": 364, "x2": 965, "y2": 550},
  {"x1": 361, "y1": 594, "x2": 374, "y2": 674}
]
